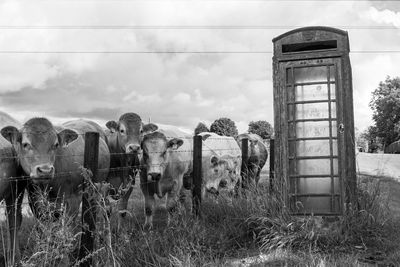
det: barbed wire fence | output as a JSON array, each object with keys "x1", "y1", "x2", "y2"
[{"x1": 0, "y1": 130, "x2": 275, "y2": 265}]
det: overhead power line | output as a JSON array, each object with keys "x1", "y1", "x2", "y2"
[
  {"x1": 0, "y1": 50, "x2": 399, "y2": 54},
  {"x1": 10, "y1": 0, "x2": 400, "y2": 2},
  {"x1": 0, "y1": 25, "x2": 397, "y2": 30}
]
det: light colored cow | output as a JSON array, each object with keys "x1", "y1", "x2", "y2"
[
  {"x1": 105, "y1": 113, "x2": 157, "y2": 216},
  {"x1": 0, "y1": 111, "x2": 24, "y2": 264},
  {"x1": 1, "y1": 118, "x2": 110, "y2": 218},
  {"x1": 198, "y1": 132, "x2": 242, "y2": 196},
  {"x1": 237, "y1": 133, "x2": 268, "y2": 187},
  {"x1": 140, "y1": 128, "x2": 192, "y2": 229}
]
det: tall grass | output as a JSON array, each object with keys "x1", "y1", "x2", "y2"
[
  {"x1": 248, "y1": 176, "x2": 400, "y2": 265},
  {"x1": 0, "y1": 174, "x2": 398, "y2": 266}
]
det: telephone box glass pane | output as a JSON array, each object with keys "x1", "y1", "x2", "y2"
[
  {"x1": 298, "y1": 177, "x2": 339, "y2": 194},
  {"x1": 296, "y1": 158, "x2": 337, "y2": 175},
  {"x1": 292, "y1": 196, "x2": 340, "y2": 214},
  {"x1": 293, "y1": 140, "x2": 338, "y2": 157},
  {"x1": 295, "y1": 84, "x2": 333, "y2": 101},
  {"x1": 294, "y1": 66, "x2": 327, "y2": 83},
  {"x1": 296, "y1": 121, "x2": 331, "y2": 138},
  {"x1": 295, "y1": 103, "x2": 330, "y2": 120}
]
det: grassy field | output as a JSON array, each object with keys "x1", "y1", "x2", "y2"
[{"x1": 0, "y1": 171, "x2": 399, "y2": 266}]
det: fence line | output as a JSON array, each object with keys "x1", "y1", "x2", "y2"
[
  {"x1": 0, "y1": 148, "x2": 243, "y2": 161},
  {"x1": 0, "y1": 132, "x2": 273, "y2": 261}
]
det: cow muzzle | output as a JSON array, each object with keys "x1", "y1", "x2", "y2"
[
  {"x1": 125, "y1": 144, "x2": 141, "y2": 154},
  {"x1": 31, "y1": 164, "x2": 55, "y2": 182},
  {"x1": 219, "y1": 179, "x2": 228, "y2": 188},
  {"x1": 206, "y1": 187, "x2": 219, "y2": 196},
  {"x1": 148, "y1": 173, "x2": 161, "y2": 182}
]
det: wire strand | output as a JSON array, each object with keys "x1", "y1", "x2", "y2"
[
  {"x1": 0, "y1": 50, "x2": 398, "y2": 54},
  {"x1": 0, "y1": 25, "x2": 397, "y2": 30}
]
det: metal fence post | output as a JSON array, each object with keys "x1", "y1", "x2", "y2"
[
  {"x1": 241, "y1": 138, "x2": 249, "y2": 189},
  {"x1": 192, "y1": 135, "x2": 202, "y2": 216},
  {"x1": 79, "y1": 132, "x2": 99, "y2": 267}
]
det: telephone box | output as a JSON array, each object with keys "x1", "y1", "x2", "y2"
[{"x1": 272, "y1": 27, "x2": 356, "y2": 215}]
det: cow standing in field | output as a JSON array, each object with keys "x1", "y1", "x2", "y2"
[
  {"x1": 0, "y1": 111, "x2": 25, "y2": 264},
  {"x1": 140, "y1": 128, "x2": 192, "y2": 229},
  {"x1": 105, "y1": 113, "x2": 157, "y2": 216},
  {"x1": 198, "y1": 132, "x2": 242, "y2": 196},
  {"x1": 1, "y1": 118, "x2": 110, "y2": 218},
  {"x1": 237, "y1": 133, "x2": 268, "y2": 187}
]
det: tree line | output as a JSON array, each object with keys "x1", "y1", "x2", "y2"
[{"x1": 194, "y1": 118, "x2": 273, "y2": 139}]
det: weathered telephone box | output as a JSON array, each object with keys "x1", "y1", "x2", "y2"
[{"x1": 272, "y1": 27, "x2": 356, "y2": 215}]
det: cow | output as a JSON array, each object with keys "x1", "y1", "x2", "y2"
[
  {"x1": 237, "y1": 133, "x2": 268, "y2": 187},
  {"x1": 0, "y1": 111, "x2": 25, "y2": 264},
  {"x1": 105, "y1": 113, "x2": 157, "y2": 216},
  {"x1": 198, "y1": 132, "x2": 242, "y2": 196},
  {"x1": 140, "y1": 127, "x2": 192, "y2": 229},
  {"x1": 1, "y1": 118, "x2": 110, "y2": 219}
]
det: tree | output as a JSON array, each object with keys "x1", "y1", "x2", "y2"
[
  {"x1": 248, "y1": 120, "x2": 273, "y2": 139},
  {"x1": 194, "y1": 122, "x2": 209, "y2": 135},
  {"x1": 210, "y1": 117, "x2": 238, "y2": 137},
  {"x1": 360, "y1": 126, "x2": 382, "y2": 153},
  {"x1": 369, "y1": 76, "x2": 400, "y2": 147}
]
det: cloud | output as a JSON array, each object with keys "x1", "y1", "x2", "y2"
[
  {"x1": 0, "y1": 0, "x2": 398, "y2": 134},
  {"x1": 363, "y1": 6, "x2": 400, "y2": 27}
]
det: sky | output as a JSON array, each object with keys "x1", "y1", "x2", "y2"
[{"x1": 0, "y1": 0, "x2": 399, "y2": 134}]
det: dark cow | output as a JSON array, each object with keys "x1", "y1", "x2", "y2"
[
  {"x1": 105, "y1": 113, "x2": 157, "y2": 215},
  {"x1": 0, "y1": 111, "x2": 24, "y2": 264},
  {"x1": 237, "y1": 133, "x2": 268, "y2": 187},
  {"x1": 1, "y1": 118, "x2": 110, "y2": 218},
  {"x1": 140, "y1": 128, "x2": 192, "y2": 229}
]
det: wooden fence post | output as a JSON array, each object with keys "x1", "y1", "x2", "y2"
[
  {"x1": 269, "y1": 138, "x2": 275, "y2": 193},
  {"x1": 241, "y1": 138, "x2": 249, "y2": 189},
  {"x1": 192, "y1": 135, "x2": 202, "y2": 216},
  {"x1": 79, "y1": 132, "x2": 99, "y2": 267}
]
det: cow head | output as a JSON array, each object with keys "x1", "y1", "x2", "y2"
[
  {"x1": 106, "y1": 113, "x2": 158, "y2": 154},
  {"x1": 141, "y1": 131, "x2": 183, "y2": 197},
  {"x1": 203, "y1": 154, "x2": 241, "y2": 196},
  {"x1": 238, "y1": 133, "x2": 260, "y2": 160},
  {"x1": 1, "y1": 118, "x2": 78, "y2": 183}
]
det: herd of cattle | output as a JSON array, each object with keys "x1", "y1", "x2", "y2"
[{"x1": 0, "y1": 111, "x2": 268, "y2": 262}]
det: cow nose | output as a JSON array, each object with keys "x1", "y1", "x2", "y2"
[
  {"x1": 36, "y1": 164, "x2": 54, "y2": 176},
  {"x1": 219, "y1": 179, "x2": 228, "y2": 188},
  {"x1": 207, "y1": 187, "x2": 219, "y2": 196},
  {"x1": 126, "y1": 144, "x2": 140, "y2": 153},
  {"x1": 148, "y1": 173, "x2": 161, "y2": 182}
]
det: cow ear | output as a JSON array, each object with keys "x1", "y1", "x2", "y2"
[
  {"x1": 58, "y1": 129, "x2": 78, "y2": 147},
  {"x1": 201, "y1": 133, "x2": 211, "y2": 141},
  {"x1": 167, "y1": 138, "x2": 183, "y2": 150},
  {"x1": 1, "y1": 126, "x2": 20, "y2": 144},
  {"x1": 142, "y1": 123, "x2": 158, "y2": 135},
  {"x1": 210, "y1": 155, "x2": 219, "y2": 166},
  {"x1": 106, "y1": 121, "x2": 118, "y2": 133}
]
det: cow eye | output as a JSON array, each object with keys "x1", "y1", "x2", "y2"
[
  {"x1": 22, "y1": 143, "x2": 31, "y2": 150},
  {"x1": 120, "y1": 129, "x2": 125, "y2": 134},
  {"x1": 53, "y1": 143, "x2": 59, "y2": 149}
]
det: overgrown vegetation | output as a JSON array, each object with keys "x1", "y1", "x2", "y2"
[{"x1": 0, "y1": 175, "x2": 399, "y2": 266}]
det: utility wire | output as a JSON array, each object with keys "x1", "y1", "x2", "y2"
[
  {"x1": 0, "y1": 25, "x2": 397, "y2": 30},
  {"x1": 0, "y1": 50, "x2": 398, "y2": 54},
  {"x1": 8, "y1": 0, "x2": 400, "y2": 2}
]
